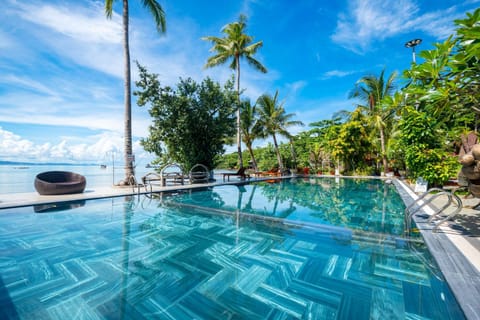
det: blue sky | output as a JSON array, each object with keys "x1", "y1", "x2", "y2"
[{"x1": 0, "y1": 0, "x2": 478, "y2": 165}]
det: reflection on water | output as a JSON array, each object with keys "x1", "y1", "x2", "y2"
[
  {"x1": 168, "y1": 177, "x2": 406, "y2": 235},
  {"x1": 33, "y1": 200, "x2": 86, "y2": 213},
  {"x1": 0, "y1": 183, "x2": 465, "y2": 319}
]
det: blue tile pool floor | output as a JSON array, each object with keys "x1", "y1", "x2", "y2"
[{"x1": 0, "y1": 178, "x2": 466, "y2": 319}]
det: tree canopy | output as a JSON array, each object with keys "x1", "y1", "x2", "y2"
[{"x1": 134, "y1": 64, "x2": 237, "y2": 171}]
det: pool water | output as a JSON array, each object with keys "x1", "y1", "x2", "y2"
[
  {"x1": 0, "y1": 178, "x2": 464, "y2": 319},
  {"x1": 172, "y1": 177, "x2": 406, "y2": 236}
]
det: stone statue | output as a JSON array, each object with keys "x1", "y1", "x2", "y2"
[{"x1": 459, "y1": 143, "x2": 480, "y2": 200}]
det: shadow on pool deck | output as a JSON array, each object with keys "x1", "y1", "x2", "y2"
[{"x1": 451, "y1": 214, "x2": 480, "y2": 237}]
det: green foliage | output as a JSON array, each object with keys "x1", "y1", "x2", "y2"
[
  {"x1": 134, "y1": 63, "x2": 236, "y2": 171},
  {"x1": 255, "y1": 90, "x2": 304, "y2": 170},
  {"x1": 216, "y1": 152, "x2": 239, "y2": 169},
  {"x1": 202, "y1": 14, "x2": 267, "y2": 168},
  {"x1": 398, "y1": 107, "x2": 458, "y2": 185},
  {"x1": 393, "y1": 9, "x2": 480, "y2": 185},
  {"x1": 403, "y1": 146, "x2": 459, "y2": 186},
  {"x1": 240, "y1": 99, "x2": 263, "y2": 171},
  {"x1": 254, "y1": 144, "x2": 278, "y2": 170},
  {"x1": 348, "y1": 68, "x2": 398, "y2": 175},
  {"x1": 219, "y1": 9, "x2": 480, "y2": 186},
  {"x1": 202, "y1": 14, "x2": 267, "y2": 75},
  {"x1": 328, "y1": 109, "x2": 372, "y2": 173}
]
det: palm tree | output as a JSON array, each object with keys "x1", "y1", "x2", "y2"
[
  {"x1": 104, "y1": 0, "x2": 166, "y2": 184},
  {"x1": 256, "y1": 90, "x2": 304, "y2": 171},
  {"x1": 240, "y1": 99, "x2": 265, "y2": 171},
  {"x1": 349, "y1": 69, "x2": 396, "y2": 176},
  {"x1": 202, "y1": 15, "x2": 267, "y2": 169}
]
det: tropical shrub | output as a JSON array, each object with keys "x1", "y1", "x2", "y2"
[{"x1": 398, "y1": 107, "x2": 459, "y2": 185}]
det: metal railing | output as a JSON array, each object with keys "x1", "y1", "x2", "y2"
[{"x1": 404, "y1": 187, "x2": 463, "y2": 236}]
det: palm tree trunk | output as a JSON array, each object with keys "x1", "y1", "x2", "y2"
[
  {"x1": 246, "y1": 143, "x2": 258, "y2": 171},
  {"x1": 289, "y1": 139, "x2": 297, "y2": 169},
  {"x1": 236, "y1": 56, "x2": 243, "y2": 168},
  {"x1": 123, "y1": 0, "x2": 134, "y2": 183},
  {"x1": 272, "y1": 133, "x2": 284, "y2": 171},
  {"x1": 380, "y1": 126, "x2": 387, "y2": 176}
]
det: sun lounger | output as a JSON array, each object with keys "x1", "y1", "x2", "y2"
[{"x1": 222, "y1": 167, "x2": 251, "y2": 181}]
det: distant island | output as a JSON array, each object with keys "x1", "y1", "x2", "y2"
[{"x1": 0, "y1": 160, "x2": 99, "y2": 166}]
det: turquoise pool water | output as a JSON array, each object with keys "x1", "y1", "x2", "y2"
[{"x1": 0, "y1": 177, "x2": 464, "y2": 319}]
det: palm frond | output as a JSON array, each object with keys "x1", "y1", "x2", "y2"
[
  {"x1": 104, "y1": 0, "x2": 114, "y2": 18},
  {"x1": 142, "y1": 0, "x2": 166, "y2": 33}
]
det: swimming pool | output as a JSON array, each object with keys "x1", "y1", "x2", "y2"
[{"x1": 0, "y1": 177, "x2": 465, "y2": 319}]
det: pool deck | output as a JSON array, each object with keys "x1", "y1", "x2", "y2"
[
  {"x1": 1, "y1": 176, "x2": 479, "y2": 319},
  {"x1": 394, "y1": 179, "x2": 480, "y2": 320}
]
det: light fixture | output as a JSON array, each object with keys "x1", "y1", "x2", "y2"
[{"x1": 405, "y1": 38, "x2": 422, "y2": 63}]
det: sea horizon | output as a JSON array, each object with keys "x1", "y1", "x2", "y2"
[
  {"x1": 0, "y1": 160, "x2": 101, "y2": 166},
  {"x1": 0, "y1": 163, "x2": 153, "y2": 195},
  {"x1": 0, "y1": 162, "x2": 229, "y2": 195}
]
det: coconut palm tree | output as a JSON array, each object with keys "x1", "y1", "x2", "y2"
[
  {"x1": 104, "y1": 0, "x2": 166, "y2": 184},
  {"x1": 202, "y1": 14, "x2": 267, "y2": 169},
  {"x1": 349, "y1": 69, "x2": 396, "y2": 176},
  {"x1": 256, "y1": 90, "x2": 304, "y2": 171},
  {"x1": 240, "y1": 99, "x2": 265, "y2": 171}
]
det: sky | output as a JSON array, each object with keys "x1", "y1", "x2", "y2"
[{"x1": 0, "y1": 0, "x2": 479, "y2": 166}]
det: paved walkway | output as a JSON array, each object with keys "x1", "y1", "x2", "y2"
[
  {"x1": 0, "y1": 180, "x2": 225, "y2": 209},
  {"x1": 400, "y1": 181, "x2": 480, "y2": 272}
]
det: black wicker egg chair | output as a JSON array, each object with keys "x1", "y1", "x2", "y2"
[{"x1": 34, "y1": 171, "x2": 86, "y2": 195}]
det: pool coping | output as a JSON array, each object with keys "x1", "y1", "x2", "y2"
[
  {"x1": 1, "y1": 175, "x2": 479, "y2": 319},
  {"x1": 394, "y1": 179, "x2": 480, "y2": 320}
]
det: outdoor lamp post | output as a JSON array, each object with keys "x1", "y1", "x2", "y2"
[{"x1": 405, "y1": 38, "x2": 422, "y2": 63}]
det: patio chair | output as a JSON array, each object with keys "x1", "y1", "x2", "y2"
[
  {"x1": 160, "y1": 163, "x2": 186, "y2": 186},
  {"x1": 142, "y1": 172, "x2": 162, "y2": 192},
  {"x1": 142, "y1": 163, "x2": 185, "y2": 192},
  {"x1": 254, "y1": 167, "x2": 281, "y2": 177},
  {"x1": 189, "y1": 164, "x2": 210, "y2": 183},
  {"x1": 222, "y1": 167, "x2": 251, "y2": 181}
]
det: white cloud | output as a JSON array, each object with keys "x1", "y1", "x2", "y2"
[
  {"x1": 332, "y1": 0, "x2": 419, "y2": 53},
  {"x1": 0, "y1": 0, "x2": 277, "y2": 163},
  {"x1": 321, "y1": 70, "x2": 356, "y2": 79},
  {"x1": 285, "y1": 81, "x2": 307, "y2": 94},
  {"x1": 0, "y1": 75, "x2": 59, "y2": 97},
  {"x1": 4, "y1": 1, "x2": 124, "y2": 78},
  {"x1": 0, "y1": 94, "x2": 152, "y2": 138},
  {"x1": 13, "y1": 1, "x2": 122, "y2": 44},
  {"x1": 0, "y1": 127, "x2": 151, "y2": 164},
  {"x1": 331, "y1": 0, "x2": 468, "y2": 54}
]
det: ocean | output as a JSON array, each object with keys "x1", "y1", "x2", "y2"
[
  {"x1": 0, "y1": 164, "x2": 153, "y2": 194},
  {"x1": 0, "y1": 164, "x2": 229, "y2": 195}
]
